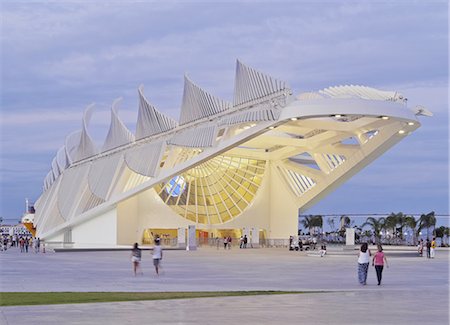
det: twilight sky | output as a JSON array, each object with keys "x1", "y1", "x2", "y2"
[{"x1": 1, "y1": 0, "x2": 448, "y2": 221}]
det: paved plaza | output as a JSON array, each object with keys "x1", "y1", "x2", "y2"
[{"x1": 1, "y1": 245, "x2": 449, "y2": 324}]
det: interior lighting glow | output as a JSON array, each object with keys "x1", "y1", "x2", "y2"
[
  {"x1": 407, "y1": 122, "x2": 415, "y2": 126},
  {"x1": 290, "y1": 117, "x2": 298, "y2": 121},
  {"x1": 381, "y1": 116, "x2": 389, "y2": 120},
  {"x1": 398, "y1": 130, "x2": 406, "y2": 134},
  {"x1": 269, "y1": 126, "x2": 275, "y2": 129},
  {"x1": 334, "y1": 114, "x2": 342, "y2": 118}
]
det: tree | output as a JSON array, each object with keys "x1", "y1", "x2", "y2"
[
  {"x1": 418, "y1": 211, "x2": 436, "y2": 239},
  {"x1": 362, "y1": 217, "x2": 385, "y2": 244},
  {"x1": 327, "y1": 217, "x2": 336, "y2": 233},
  {"x1": 301, "y1": 215, "x2": 314, "y2": 235},
  {"x1": 434, "y1": 226, "x2": 446, "y2": 246},
  {"x1": 405, "y1": 215, "x2": 418, "y2": 245}
]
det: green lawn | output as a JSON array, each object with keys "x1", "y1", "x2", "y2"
[{"x1": 0, "y1": 291, "x2": 304, "y2": 306}]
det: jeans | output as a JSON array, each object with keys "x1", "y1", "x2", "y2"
[{"x1": 375, "y1": 265, "x2": 384, "y2": 285}]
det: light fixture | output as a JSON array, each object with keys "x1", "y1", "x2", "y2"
[
  {"x1": 269, "y1": 126, "x2": 275, "y2": 130},
  {"x1": 407, "y1": 122, "x2": 415, "y2": 126},
  {"x1": 334, "y1": 114, "x2": 342, "y2": 118},
  {"x1": 290, "y1": 117, "x2": 298, "y2": 121},
  {"x1": 381, "y1": 116, "x2": 389, "y2": 120},
  {"x1": 398, "y1": 130, "x2": 406, "y2": 134},
  {"x1": 243, "y1": 125, "x2": 251, "y2": 130}
]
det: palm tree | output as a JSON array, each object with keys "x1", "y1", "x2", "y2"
[
  {"x1": 405, "y1": 215, "x2": 418, "y2": 245},
  {"x1": 434, "y1": 226, "x2": 446, "y2": 247},
  {"x1": 327, "y1": 217, "x2": 336, "y2": 232},
  {"x1": 362, "y1": 217, "x2": 385, "y2": 244},
  {"x1": 418, "y1": 211, "x2": 436, "y2": 239},
  {"x1": 301, "y1": 215, "x2": 314, "y2": 235},
  {"x1": 444, "y1": 227, "x2": 450, "y2": 246},
  {"x1": 312, "y1": 215, "x2": 323, "y2": 237}
]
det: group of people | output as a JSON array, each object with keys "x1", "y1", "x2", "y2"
[
  {"x1": 417, "y1": 238, "x2": 437, "y2": 258},
  {"x1": 357, "y1": 243, "x2": 388, "y2": 286},
  {"x1": 1, "y1": 234, "x2": 41, "y2": 253},
  {"x1": 131, "y1": 238, "x2": 163, "y2": 276}
]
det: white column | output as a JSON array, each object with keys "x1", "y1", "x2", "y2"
[
  {"x1": 346, "y1": 228, "x2": 355, "y2": 246},
  {"x1": 177, "y1": 227, "x2": 186, "y2": 249},
  {"x1": 250, "y1": 226, "x2": 259, "y2": 248},
  {"x1": 187, "y1": 225, "x2": 196, "y2": 250}
]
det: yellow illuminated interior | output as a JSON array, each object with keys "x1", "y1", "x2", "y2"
[{"x1": 155, "y1": 155, "x2": 266, "y2": 225}]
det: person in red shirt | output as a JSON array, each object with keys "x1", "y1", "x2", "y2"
[{"x1": 372, "y1": 244, "x2": 388, "y2": 285}]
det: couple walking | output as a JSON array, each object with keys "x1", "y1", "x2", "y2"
[
  {"x1": 357, "y1": 243, "x2": 388, "y2": 285},
  {"x1": 131, "y1": 238, "x2": 163, "y2": 276}
]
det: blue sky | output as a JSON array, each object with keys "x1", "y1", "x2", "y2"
[{"x1": 1, "y1": 0, "x2": 448, "y2": 221}]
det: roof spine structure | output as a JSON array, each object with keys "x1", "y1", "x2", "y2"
[
  {"x1": 102, "y1": 98, "x2": 135, "y2": 152},
  {"x1": 72, "y1": 104, "x2": 98, "y2": 162},
  {"x1": 233, "y1": 59, "x2": 290, "y2": 106},
  {"x1": 179, "y1": 75, "x2": 231, "y2": 125},
  {"x1": 136, "y1": 85, "x2": 178, "y2": 140}
]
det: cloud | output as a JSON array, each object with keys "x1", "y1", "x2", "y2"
[{"x1": 1, "y1": 1, "x2": 448, "y2": 218}]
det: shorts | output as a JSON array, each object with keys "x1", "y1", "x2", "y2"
[
  {"x1": 131, "y1": 256, "x2": 141, "y2": 263},
  {"x1": 153, "y1": 258, "x2": 161, "y2": 266}
]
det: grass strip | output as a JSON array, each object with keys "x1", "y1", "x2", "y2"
[{"x1": 0, "y1": 291, "x2": 304, "y2": 306}]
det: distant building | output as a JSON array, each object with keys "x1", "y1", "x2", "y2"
[{"x1": 33, "y1": 60, "x2": 428, "y2": 246}]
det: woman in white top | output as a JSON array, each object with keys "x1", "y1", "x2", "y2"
[{"x1": 357, "y1": 243, "x2": 371, "y2": 285}]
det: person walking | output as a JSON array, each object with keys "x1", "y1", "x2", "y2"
[
  {"x1": 223, "y1": 236, "x2": 228, "y2": 249},
  {"x1": 418, "y1": 239, "x2": 424, "y2": 257},
  {"x1": 430, "y1": 237, "x2": 436, "y2": 258},
  {"x1": 357, "y1": 243, "x2": 371, "y2": 285},
  {"x1": 131, "y1": 243, "x2": 142, "y2": 276},
  {"x1": 152, "y1": 238, "x2": 163, "y2": 275},
  {"x1": 372, "y1": 245, "x2": 388, "y2": 285},
  {"x1": 426, "y1": 238, "x2": 431, "y2": 258},
  {"x1": 227, "y1": 236, "x2": 232, "y2": 249},
  {"x1": 243, "y1": 235, "x2": 248, "y2": 248}
]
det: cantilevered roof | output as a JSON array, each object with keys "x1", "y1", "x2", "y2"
[
  {"x1": 102, "y1": 98, "x2": 135, "y2": 152},
  {"x1": 179, "y1": 75, "x2": 232, "y2": 125},
  {"x1": 136, "y1": 85, "x2": 178, "y2": 140},
  {"x1": 233, "y1": 59, "x2": 291, "y2": 106}
]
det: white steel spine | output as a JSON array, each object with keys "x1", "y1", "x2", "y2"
[
  {"x1": 318, "y1": 85, "x2": 406, "y2": 103},
  {"x1": 168, "y1": 125, "x2": 217, "y2": 148},
  {"x1": 102, "y1": 98, "x2": 135, "y2": 152},
  {"x1": 124, "y1": 141, "x2": 166, "y2": 177},
  {"x1": 57, "y1": 164, "x2": 91, "y2": 220},
  {"x1": 65, "y1": 130, "x2": 82, "y2": 165},
  {"x1": 87, "y1": 153, "x2": 123, "y2": 200},
  {"x1": 179, "y1": 75, "x2": 231, "y2": 125},
  {"x1": 233, "y1": 59, "x2": 290, "y2": 106},
  {"x1": 136, "y1": 85, "x2": 178, "y2": 140},
  {"x1": 56, "y1": 146, "x2": 69, "y2": 172},
  {"x1": 72, "y1": 104, "x2": 98, "y2": 162}
]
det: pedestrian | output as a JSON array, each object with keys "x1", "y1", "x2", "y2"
[
  {"x1": 319, "y1": 242, "x2": 327, "y2": 257},
  {"x1": 25, "y1": 237, "x2": 29, "y2": 253},
  {"x1": 372, "y1": 244, "x2": 388, "y2": 285},
  {"x1": 239, "y1": 236, "x2": 244, "y2": 249},
  {"x1": 417, "y1": 239, "x2": 423, "y2": 257},
  {"x1": 34, "y1": 237, "x2": 39, "y2": 253},
  {"x1": 426, "y1": 238, "x2": 431, "y2": 258},
  {"x1": 131, "y1": 242, "x2": 142, "y2": 276},
  {"x1": 357, "y1": 243, "x2": 371, "y2": 285},
  {"x1": 243, "y1": 235, "x2": 248, "y2": 248},
  {"x1": 430, "y1": 237, "x2": 436, "y2": 258},
  {"x1": 223, "y1": 236, "x2": 228, "y2": 249},
  {"x1": 152, "y1": 238, "x2": 163, "y2": 275},
  {"x1": 227, "y1": 236, "x2": 232, "y2": 249}
]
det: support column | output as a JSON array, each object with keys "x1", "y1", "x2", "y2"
[
  {"x1": 177, "y1": 227, "x2": 186, "y2": 249},
  {"x1": 187, "y1": 225, "x2": 196, "y2": 250}
]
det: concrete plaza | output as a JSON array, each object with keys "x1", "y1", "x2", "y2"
[{"x1": 1, "y1": 245, "x2": 449, "y2": 324}]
